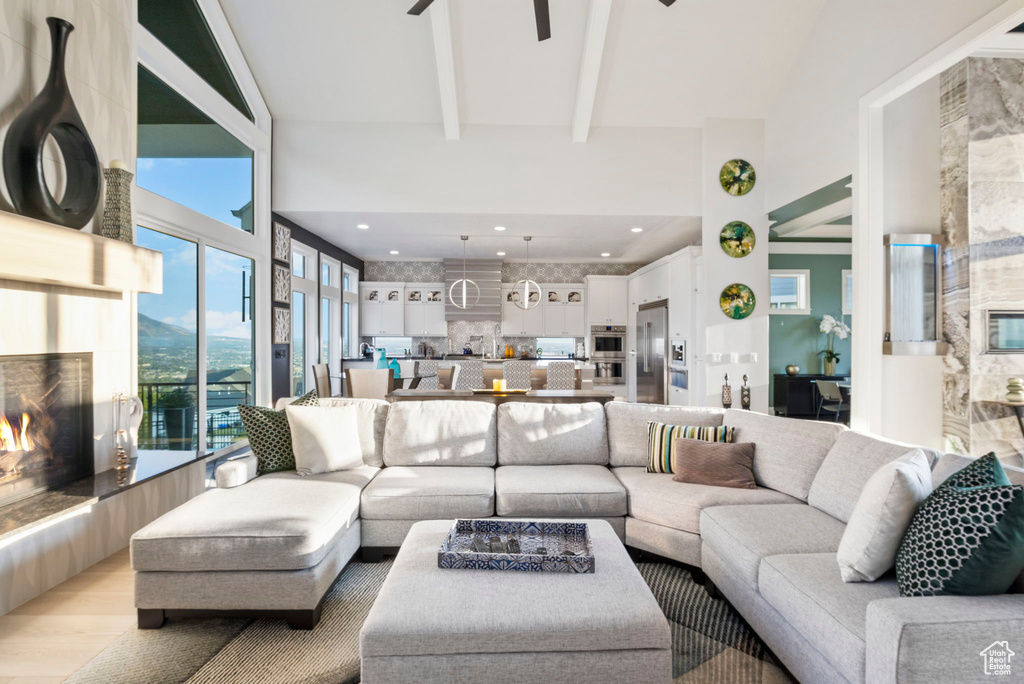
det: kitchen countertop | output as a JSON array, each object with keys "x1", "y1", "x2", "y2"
[{"x1": 344, "y1": 356, "x2": 586, "y2": 362}]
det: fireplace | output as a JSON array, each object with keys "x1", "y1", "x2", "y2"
[{"x1": 0, "y1": 353, "x2": 93, "y2": 508}]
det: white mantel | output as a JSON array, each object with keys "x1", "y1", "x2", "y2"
[{"x1": 0, "y1": 210, "x2": 162, "y2": 294}]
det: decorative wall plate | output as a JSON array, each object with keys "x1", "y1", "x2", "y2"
[
  {"x1": 272, "y1": 222, "x2": 291, "y2": 262},
  {"x1": 273, "y1": 307, "x2": 291, "y2": 344},
  {"x1": 719, "y1": 159, "x2": 756, "y2": 196},
  {"x1": 273, "y1": 264, "x2": 291, "y2": 304},
  {"x1": 720, "y1": 283, "x2": 756, "y2": 320},
  {"x1": 720, "y1": 221, "x2": 755, "y2": 258}
]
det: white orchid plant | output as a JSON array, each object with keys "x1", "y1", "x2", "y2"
[{"x1": 819, "y1": 314, "x2": 851, "y2": 364}]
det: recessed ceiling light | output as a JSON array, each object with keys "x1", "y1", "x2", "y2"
[
  {"x1": 601, "y1": 252, "x2": 611, "y2": 257},
  {"x1": 496, "y1": 251, "x2": 506, "y2": 256},
  {"x1": 494, "y1": 226, "x2": 506, "y2": 231},
  {"x1": 631, "y1": 227, "x2": 643, "y2": 233},
  {"x1": 389, "y1": 250, "x2": 399, "y2": 255},
  {"x1": 357, "y1": 224, "x2": 369, "y2": 230}
]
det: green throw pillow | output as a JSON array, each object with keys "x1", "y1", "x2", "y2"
[
  {"x1": 646, "y1": 421, "x2": 734, "y2": 474},
  {"x1": 896, "y1": 454, "x2": 1024, "y2": 597},
  {"x1": 238, "y1": 390, "x2": 319, "y2": 474}
]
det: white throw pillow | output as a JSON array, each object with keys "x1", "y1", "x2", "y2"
[
  {"x1": 285, "y1": 405, "x2": 364, "y2": 476},
  {"x1": 836, "y1": 449, "x2": 933, "y2": 582}
]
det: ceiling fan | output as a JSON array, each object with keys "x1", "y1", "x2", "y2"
[{"x1": 408, "y1": 0, "x2": 676, "y2": 42}]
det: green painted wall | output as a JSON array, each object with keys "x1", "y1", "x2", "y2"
[{"x1": 769, "y1": 253, "x2": 852, "y2": 397}]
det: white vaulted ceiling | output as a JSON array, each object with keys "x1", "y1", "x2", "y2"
[{"x1": 220, "y1": 0, "x2": 827, "y2": 261}]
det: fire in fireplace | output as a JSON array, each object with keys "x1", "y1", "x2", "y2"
[{"x1": 0, "y1": 353, "x2": 92, "y2": 508}]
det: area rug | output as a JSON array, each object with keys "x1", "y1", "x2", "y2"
[{"x1": 67, "y1": 558, "x2": 791, "y2": 684}]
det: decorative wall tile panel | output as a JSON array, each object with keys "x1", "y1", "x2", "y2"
[
  {"x1": 364, "y1": 261, "x2": 445, "y2": 282},
  {"x1": 363, "y1": 261, "x2": 643, "y2": 284}
]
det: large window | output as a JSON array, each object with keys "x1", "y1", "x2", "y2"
[
  {"x1": 535, "y1": 338, "x2": 577, "y2": 357},
  {"x1": 373, "y1": 337, "x2": 413, "y2": 357},
  {"x1": 136, "y1": 0, "x2": 270, "y2": 453},
  {"x1": 342, "y1": 265, "x2": 359, "y2": 359},
  {"x1": 137, "y1": 228, "x2": 199, "y2": 450},
  {"x1": 137, "y1": 66, "x2": 254, "y2": 233},
  {"x1": 292, "y1": 241, "x2": 318, "y2": 394}
]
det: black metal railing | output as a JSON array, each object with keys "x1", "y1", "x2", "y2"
[{"x1": 138, "y1": 380, "x2": 252, "y2": 451}]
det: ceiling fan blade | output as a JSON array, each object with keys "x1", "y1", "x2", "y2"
[
  {"x1": 534, "y1": 0, "x2": 551, "y2": 41},
  {"x1": 658, "y1": 0, "x2": 677, "y2": 5},
  {"x1": 407, "y1": 0, "x2": 435, "y2": 16}
]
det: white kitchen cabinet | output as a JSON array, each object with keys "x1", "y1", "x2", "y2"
[
  {"x1": 360, "y1": 283, "x2": 405, "y2": 336},
  {"x1": 523, "y1": 303, "x2": 545, "y2": 336},
  {"x1": 586, "y1": 276, "x2": 627, "y2": 325},
  {"x1": 542, "y1": 284, "x2": 585, "y2": 336},
  {"x1": 404, "y1": 284, "x2": 446, "y2": 336},
  {"x1": 502, "y1": 290, "x2": 544, "y2": 336},
  {"x1": 668, "y1": 255, "x2": 692, "y2": 339},
  {"x1": 637, "y1": 263, "x2": 669, "y2": 305}
]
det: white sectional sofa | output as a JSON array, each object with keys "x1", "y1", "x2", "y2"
[{"x1": 130, "y1": 399, "x2": 1024, "y2": 684}]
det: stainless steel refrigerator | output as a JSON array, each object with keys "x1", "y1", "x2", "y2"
[{"x1": 635, "y1": 301, "x2": 668, "y2": 404}]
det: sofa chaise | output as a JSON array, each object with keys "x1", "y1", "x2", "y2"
[{"x1": 130, "y1": 399, "x2": 1024, "y2": 683}]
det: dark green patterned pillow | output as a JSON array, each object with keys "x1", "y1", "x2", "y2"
[
  {"x1": 238, "y1": 390, "x2": 319, "y2": 474},
  {"x1": 896, "y1": 454, "x2": 1024, "y2": 597}
]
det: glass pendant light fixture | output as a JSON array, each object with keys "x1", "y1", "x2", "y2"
[
  {"x1": 514, "y1": 236, "x2": 542, "y2": 310},
  {"x1": 448, "y1": 235, "x2": 480, "y2": 309}
]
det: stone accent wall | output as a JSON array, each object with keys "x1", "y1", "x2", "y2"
[{"x1": 940, "y1": 57, "x2": 1024, "y2": 467}]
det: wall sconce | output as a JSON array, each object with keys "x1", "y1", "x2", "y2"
[{"x1": 883, "y1": 234, "x2": 948, "y2": 356}]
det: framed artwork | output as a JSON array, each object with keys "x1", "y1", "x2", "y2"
[
  {"x1": 719, "y1": 159, "x2": 756, "y2": 196},
  {"x1": 273, "y1": 264, "x2": 291, "y2": 304},
  {"x1": 273, "y1": 307, "x2": 291, "y2": 344},
  {"x1": 272, "y1": 222, "x2": 291, "y2": 262},
  {"x1": 719, "y1": 221, "x2": 755, "y2": 258},
  {"x1": 720, "y1": 283, "x2": 756, "y2": 320}
]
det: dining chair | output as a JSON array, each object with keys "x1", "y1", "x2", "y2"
[
  {"x1": 503, "y1": 360, "x2": 532, "y2": 390},
  {"x1": 344, "y1": 368, "x2": 394, "y2": 400},
  {"x1": 545, "y1": 361, "x2": 576, "y2": 390},
  {"x1": 413, "y1": 360, "x2": 439, "y2": 390},
  {"x1": 452, "y1": 360, "x2": 483, "y2": 389},
  {"x1": 448, "y1": 364, "x2": 462, "y2": 391},
  {"x1": 312, "y1": 363, "x2": 332, "y2": 398},
  {"x1": 816, "y1": 381, "x2": 850, "y2": 422}
]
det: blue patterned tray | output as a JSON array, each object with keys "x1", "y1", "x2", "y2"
[{"x1": 438, "y1": 520, "x2": 594, "y2": 573}]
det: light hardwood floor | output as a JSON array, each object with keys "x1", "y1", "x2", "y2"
[{"x1": 0, "y1": 547, "x2": 135, "y2": 682}]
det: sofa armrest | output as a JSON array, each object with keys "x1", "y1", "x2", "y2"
[
  {"x1": 866, "y1": 595, "x2": 1024, "y2": 683},
  {"x1": 215, "y1": 454, "x2": 258, "y2": 488}
]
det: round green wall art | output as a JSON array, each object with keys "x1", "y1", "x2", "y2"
[
  {"x1": 720, "y1": 159, "x2": 756, "y2": 196},
  {"x1": 720, "y1": 283, "x2": 756, "y2": 320},
  {"x1": 719, "y1": 221, "x2": 755, "y2": 258}
]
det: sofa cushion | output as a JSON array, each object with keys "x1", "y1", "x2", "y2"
[
  {"x1": 360, "y1": 466, "x2": 494, "y2": 520},
  {"x1": 724, "y1": 409, "x2": 845, "y2": 501},
  {"x1": 131, "y1": 466, "x2": 377, "y2": 572},
  {"x1": 646, "y1": 422, "x2": 734, "y2": 474},
  {"x1": 239, "y1": 389, "x2": 319, "y2": 473},
  {"x1": 497, "y1": 402, "x2": 608, "y2": 465},
  {"x1": 672, "y1": 439, "x2": 756, "y2": 489},
  {"x1": 276, "y1": 396, "x2": 389, "y2": 468},
  {"x1": 614, "y1": 467, "x2": 798, "y2": 535},
  {"x1": 809, "y1": 431, "x2": 938, "y2": 523},
  {"x1": 699, "y1": 503, "x2": 846, "y2": 589},
  {"x1": 383, "y1": 401, "x2": 496, "y2": 466},
  {"x1": 606, "y1": 402, "x2": 725, "y2": 468},
  {"x1": 495, "y1": 465, "x2": 627, "y2": 517},
  {"x1": 759, "y1": 553, "x2": 900, "y2": 683}
]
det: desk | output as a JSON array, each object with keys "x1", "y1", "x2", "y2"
[
  {"x1": 386, "y1": 389, "x2": 615, "y2": 406},
  {"x1": 773, "y1": 374, "x2": 851, "y2": 418}
]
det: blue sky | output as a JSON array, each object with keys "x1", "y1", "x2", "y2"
[{"x1": 137, "y1": 157, "x2": 254, "y2": 340}]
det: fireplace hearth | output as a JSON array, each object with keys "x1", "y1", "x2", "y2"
[{"x1": 0, "y1": 353, "x2": 92, "y2": 508}]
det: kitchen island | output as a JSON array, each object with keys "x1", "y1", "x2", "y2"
[{"x1": 385, "y1": 389, "x2": 616, "y2": 405}]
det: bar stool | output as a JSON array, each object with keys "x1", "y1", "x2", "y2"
[
  {"x1": 545, "y1": 361, "x2": 576, "y2": 390},
  {"x1": 413, "y1": 360, "x2": 440, "y2": 390},
  {"x1": 503, "y1": 360, "x2": 532, "y2": 390}
]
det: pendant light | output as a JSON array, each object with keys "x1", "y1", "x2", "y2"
[
  {"x1": 514, "y1": 236, "x2": 542, "y2": 310},
  {"x1": 448, "y1": 235, "x2": 480, "y2": 310}
]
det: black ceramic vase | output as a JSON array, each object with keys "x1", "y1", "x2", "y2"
[{"x1": 2, "y1": 17, "x2": 100, "y2": 229}]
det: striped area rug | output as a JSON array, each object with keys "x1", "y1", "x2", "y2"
[{"x1": 68, "y1": 558, "x2": 791, "y2": 683}]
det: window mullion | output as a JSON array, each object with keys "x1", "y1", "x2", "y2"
[{"x1": 197, "y1": 239, "x2": 208, "y2": 452}]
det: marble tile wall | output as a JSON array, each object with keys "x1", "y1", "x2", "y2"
[{"x1": 939, "y1": 57, "x2": 1024, "y2": 467}]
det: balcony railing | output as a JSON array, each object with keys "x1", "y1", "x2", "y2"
[{"x1": 138, "y1": 380, "x2": 251, "y2": 451}]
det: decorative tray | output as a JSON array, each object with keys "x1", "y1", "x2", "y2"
[
  {"x1": 470, "y1": 388, "x2": 529, "y2": 394},
  {"x1": 438, "y1": 519, "x2": 594, "y2": 573}
]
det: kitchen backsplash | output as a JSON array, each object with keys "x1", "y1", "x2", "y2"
[
  {"x1": 363, "y1": 261, "x2": 642, "y2": 283},
  {"x1": 361, "y1": 319, "x2": 584, "y2": 358}
]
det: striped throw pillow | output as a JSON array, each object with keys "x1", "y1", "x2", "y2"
[{"x1": 646, "y1": 421, "x2": 734, "y2": 474}]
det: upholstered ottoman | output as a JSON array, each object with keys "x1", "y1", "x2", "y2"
[{"x1": 359, "y1": 519, "x2": 671, "y2": 683}]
